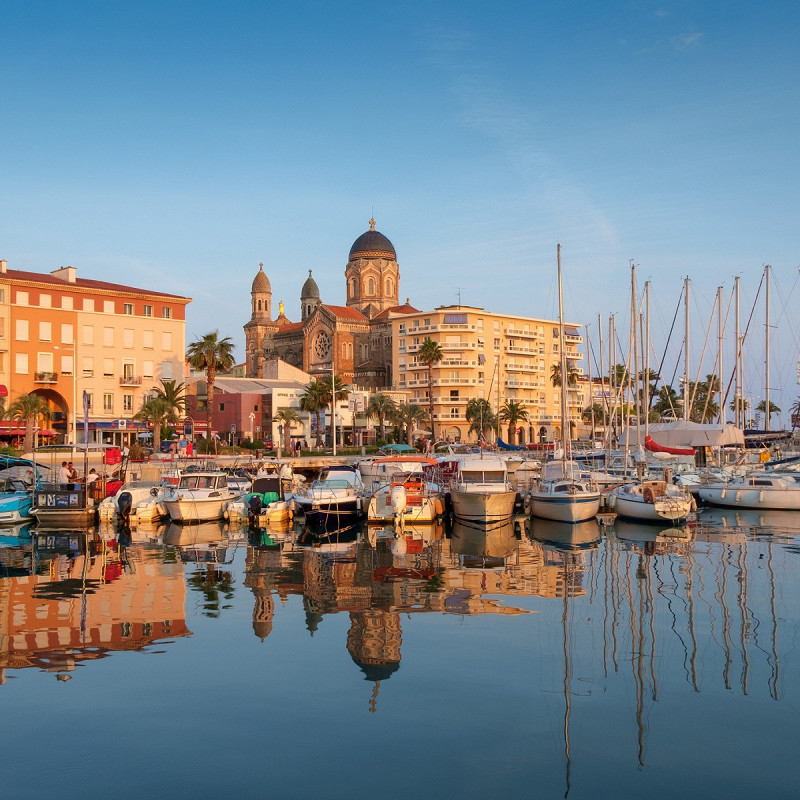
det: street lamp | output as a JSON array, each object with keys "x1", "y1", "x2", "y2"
[
  {"x1": 54, "y1": 343, "x2": 78, "y2": 444},
  {"x1": 249, "y1": 411, "x2": 255, "y2": 441}
]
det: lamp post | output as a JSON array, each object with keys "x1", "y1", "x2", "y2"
[
  {"x1": 54, "y1": 343, "x2": 78, "y2": 444},
  {"x1": 330, "y1": 361, "x2": 337, "y2": 456},
  {"x1": 249, "y1": 411, "x2": 255, "y2": 441},
  {"x1": 277, "y1": 424, "x2": 283, "y2": 459}
]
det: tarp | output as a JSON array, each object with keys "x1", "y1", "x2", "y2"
[
  {"x1": 623, "y1": 421, "x2": 745, "y2": 448},
  {"x1": 497, "y1": 438, "x2": 526, "y2": 451}
]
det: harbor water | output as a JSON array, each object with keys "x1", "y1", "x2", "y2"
[{"x1": 1, "y1": 508, "x2": 798, "y2": 799}]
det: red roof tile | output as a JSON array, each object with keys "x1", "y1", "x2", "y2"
[
  {"x1": 373, "y1": 302, "x2": 420, "y2": 319},
  {"x1": 323, "y1": 304, "x2": 368, "y2": 321}
]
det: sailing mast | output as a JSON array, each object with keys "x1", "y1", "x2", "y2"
[
  {"x1": 765, "y1": 264, "x2": 771, "y2": 431},
  {"x1": 683, "y1": 277, "x2": 690, "y2": 421},
  {"x1": 557, "y1": 244, "x2": 569, "y2": 475}
]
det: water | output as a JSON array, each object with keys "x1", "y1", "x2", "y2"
[{"x1": 1, "y1": 511, "x2": 798, "y2": 799}]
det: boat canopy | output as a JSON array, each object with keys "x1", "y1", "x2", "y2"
[{"x1": 626, "y1": 421, "x2": 745, "y2": 448}]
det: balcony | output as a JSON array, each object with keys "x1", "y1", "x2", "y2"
[
  {"x1": 505, "y1": 327, "x2": 542, "y2": 339},
  {"x1": 34, "y1": 371, "x2": 58, "y2": 383},
  {"x1": 119, "y1": 375, "x2": 142, "y2": 386}
]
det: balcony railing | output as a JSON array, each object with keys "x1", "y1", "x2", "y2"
[
  {"x1": 34, "y1": 371, "x2": 58, "y2": 383},
  {"x1": 119, "y1": 375, "x2": 142, "y2": 386}
]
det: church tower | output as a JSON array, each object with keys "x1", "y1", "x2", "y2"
[
  {"x1": 345, "y1": 218, "x2": 400, "y2": 318},
  {"x1": 244, "y1": 263, "x2": 273, "y2": 378},
  {"x1": 300, "y1": 269, "x2": 321, "y2": 321}
]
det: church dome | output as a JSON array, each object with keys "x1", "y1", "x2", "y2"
[
  {"x1": 252, "y1": 263, "x2": 271, "y2": 293},
  {"x1": 301, "y1": 269, "x2": 320, "y2": 299},
  {"x1": 349, "y1": 218, "x2": 396, "y2": 259}
]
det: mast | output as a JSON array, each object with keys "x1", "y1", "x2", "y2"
[
  {"x1": 718, "y1": 286, "x2": 725, "y2": 424},
  {"x1": 735, "y1": 276, "x2": 742, "y2": 428},
  {"x1": 557, "y1": 244, "x2": 569, "y2": 473},
  {"x1": 644, "y1": 280, "x2": 650, "y2": 439},
  {"x1": 585, "y1": 324, "x2": 596, "y2": 442},
  {"x1": 684, "y1": 277, "x2": 690, "y2": 421},
  {"x1": 630, "y1": 264, "x2": 639, "y2": 448},
  {"x1": 765, "y1": 264, "x2": 771, "y2": 431}
]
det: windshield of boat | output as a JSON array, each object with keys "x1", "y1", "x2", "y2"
[
  {"x1": 313, "y1": 479, "x2": 354, "y2": 490},
  {"x1": 461, "y1": 470, "x2": 506, "y2": 483},
  {"x1": 179, "y1": 475, "x2": 225, "y2": 490}
]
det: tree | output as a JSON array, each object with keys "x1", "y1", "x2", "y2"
[
  {"x1": 581, "y1": 403, "x2": 604, "y2": 425},
  {"x1": 134, "y1": 396, "x2": 176, "y2": 452},
  {"x1": 273, "y1": 408, "x2": 301, "y2": 452},
  {"x1": 550, "y1": 359, "x2": 579, "y2": 388},
  {"x1": 498, "y1": 400, "x2": 528, "y2": 445},
  {"x1": 418, "y1": 338, "x2": 443, "y2": 441},
  {"x1": 465, "y1": 398, "x2": 496, "y2": 442},
  {"x1": 756, "y1": 399, "x2": 781, "y2": 427},
  {"x1": 186, "y1": 331, "x2": 236, "y2": 437},
  {"x1": 367, "y1": 393, "x2": 397, "y2": 442},
  {"x1": 651, "y1": 385, "x2": 681, "y2": 420},
  {"x1": 9, "y1": 394, "x2": 51, "y2": 453},
  {"x1": 299, "y1": 380, "x2": 327, "y2": 447},
  {"x1": 392, "y1": 403, "x2": 429, "y2": 445},
  {"x1": 153, "y1": 379, "x2": 186, "y2": 419},
  {"x1": 689, "y1": 374, "x2": 720, "y2": 423}
]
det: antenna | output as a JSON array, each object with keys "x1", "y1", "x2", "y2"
[{"x1": 456, "y1": 288, "x2": 464, "y2": 307}]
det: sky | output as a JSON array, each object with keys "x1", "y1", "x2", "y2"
[{"x1": 3, "y1": 1, "x2": 800, "y2": 423}]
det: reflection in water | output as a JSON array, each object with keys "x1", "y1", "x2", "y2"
[{"x1": 0, "y1": 512, "x2": 797, "y2": 796}]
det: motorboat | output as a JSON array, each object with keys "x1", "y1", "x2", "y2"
[
  {"x1": 697, "y1": 472, "x2": 800, "y2": 510},
  {"x1": 366, "y1": 456, "x2": 445, "y2": 524},
  {"x1": 162, "y1": 471, "x2": 239, "y2": 523},
  {"x1": 227, "y1": 474, "x2": 293, "y2": 527},
  {"x1": 31, "y1": 482, "x2": 99, "y2": 528},
  {"x1": 0, "y1": 457, "x2": 45, "y2": 525},
  {"x1": 607, "y1": 480, "x2": 693, "y2": 524},
  {"x1": 292, "y1": 465, "x2": 366, "y2": 530},
  {"x1": 449, "y1": 456, "x2": 517, "y2": 523},
  {"x1": 98, "y1": 480, "x2": 168, "y2": 523}
]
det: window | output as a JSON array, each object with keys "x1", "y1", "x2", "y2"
[
  {"x1": 62, "y1": 296, "x2": 73, "y2": 310},
  {"x1": 413, "y1": 319, "x2": 419, "y2": 328},
  {"x1": 424, "y1": 318, "x2": 430, "y2": 327},
  {"x1": 15, "y1": 353, "x2": 28, "y2": 374},
  {"x1": 103, "y1": 300, "x2": 114, "y2": 313},
  {"x1": 450, "y1": 408, "x2": 459, "y2": 418},
  {"x1": 0, "y1": 289, "x2": 4, "y2": 302},
  {"x1": 368, "y1": 277, "x2": 375, "y2": 295},
  {"x1": 123, "y1": 394, "x2": 133, "y2": 412},
  {"x1": 553, "y1": 327, "x2": 559, "y2": 337},
  {"x1": 103, "y1": 393, "x2": 113, "y2": 412},
  {"x1": 143, "y1": 305, "x2": 153, "y2": 317},
  {"x1": 399, "y1": 323, "x2": 405, "y2": 333},
  {"x1": 386, "y1": 278, "x2": 393, "y2": 295},
  {"x1": 85, "y1": 393, "x2": 93, "y2": 410},
  {"x1": 61, "y1": 355, "x2": 74, "y2": 376},
  {"x1": 162, "y1": 307, "x2": 171, "y2": 318},
  {"x1": 37, "y1": 352, "x2": 54, "y2": 372},
  {"x1": 143, "y1": 330, "x2": 154, "y2": 349},
  {"x1": 61, "y1": 323, "x2": 74, "y2": 344},
  {"x1": 83, "y1": 298, "x2": 94, "y2": 312},
  {"x1": 15, "y1": 319, "x2": 29, "y2": 340},
  {"x1": 122, "y1": 362, "x2": 135, "y2": 379},
  {"x1": 450, "y1": 389, "x2": 459, "y2": 399},
  {"x1": 219, "y1": 402, "x2": 225, "y2": 411},
  {"x1": 123, "y1": 303, "x2": 134, "y2": 315},
  {"x1": 0, "y1": 318, "x2": 4, "y2": 337},
  {"x1": 123, "y1": 329, "x2": 134, "y2": 348},
  {"x1": 40, "y1": 294, "x2": 52, "y2": 308},
  {"x1": 143, "y1": 360, "x2": 154, "y2": 378},
  {"x1": 103, "y1": 358, "x2": 114, "y2": 377},
  {"x1": 494, "y1": 338, "x2": 500, "y2": 349},
  {"x1": 162, "y1": 361, "x2": 173, "y2": 379},
  {"x1": 162, "y1": 331, "x2": 172, "y2": 351},
  {"x1": 16, "y1": 291, "x2": 29, "y2": 305},
  {"x1": 82, "y1": 325, "x2": 94, "y2": 345},
  {"x1": 82, "y1": 357, "x2": 94, "y2": 378},
  {"x1": 103, "y1": 327, "x2": 114, "y2": 347}
]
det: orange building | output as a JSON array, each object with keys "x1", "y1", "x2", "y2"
[{"x1": 0, "y1": 260, "x2": 190, "y2": 447}]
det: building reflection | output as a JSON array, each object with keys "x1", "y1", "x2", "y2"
[{"x1": 0, "y1": 528, "x2": 190, "y2": 682}]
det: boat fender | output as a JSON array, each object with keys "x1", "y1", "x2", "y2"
[
  {"x1": 759, "y1": 490, "x2": 764, "y2": 502},
  {"x1": 720, "y1": 488, "x2": 726, "y2": 500},
  {"x1": 735, "y1": 490, "x2": 741, "y2": 502},
  {"x1": 523, "y1": 495, "x2": 531, "y2": 515},
  {"x1": 643, "y1": 487, "x2": 655, "y2": 504}
]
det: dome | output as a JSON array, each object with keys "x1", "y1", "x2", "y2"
[
  {"x1": 252, "y1": 263, "x2": 271, "y2": 293},
  {"x1": 301, "y1": 269, "x2": 320, "y2": 299},
  {"x1": 349, "y1": 218, "x2": 396, "y2": 259}
]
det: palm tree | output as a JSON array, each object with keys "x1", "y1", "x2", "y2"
[
  {"x1": 550, "y1": 359, "x2": 579, "y2": 388},
  {"x1": 418, "y1": 338, "x2": 443, "y2": 441},
  {"x1": 318, "y1": 375, "x2": 349, "y2": 447},
  {"x1": 756, "y1": 399, "x2": 781, "y2": 428},
  {"x1": 9, "y1": 393, "x2": 51, "y2": 452},
  {"x1": 299, "y1": 380, "x2": 327, "y2": 447},
  {"x1": 186, "y1": 331, "x2": 236, "y2": 437},
  {"x1": 498, "y1": 400, "x2": 528, "y2": 445},
  {"x1": 134, "y1": 396, "x2": 176, "y2": 452},
  {"x1": 367, "y1": 393, "x2": 397, "y2": 442},
  {"x1": 581, "y1": 403, "x2": 604, "y2": 425},
  {"x1": 392, "y1": 403, "x2": 429, "y2": 445},
  {"x1": 465, "y1": 398, "x2": 496, "y2": 443},
  {"x1": 273, "y1": 407, "x2": 301, "y2": 452},
  {"x1": 153, "y1": 379, "x2": 186, "y2": 419}
]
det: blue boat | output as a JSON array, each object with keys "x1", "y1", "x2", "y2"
[{"x1": 0, "y1": 457, "x2": 41, "y2": 526}]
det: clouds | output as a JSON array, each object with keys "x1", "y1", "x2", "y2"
[{"x1": 671, "y1": 31, "x2": 703, "y2": 49}]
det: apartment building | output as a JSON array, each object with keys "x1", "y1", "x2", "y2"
[
  {"x1": 0, "y1": 260, "x2": 190, "y2": 447},
  {"x1": 391, "y1": 305, "x2": 589, "y2": 444}
]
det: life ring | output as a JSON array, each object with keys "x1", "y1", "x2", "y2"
[{"x1": 643, "y1": 487, "x2": 655, "y2": 504}]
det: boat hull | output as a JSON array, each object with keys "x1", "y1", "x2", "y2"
[
  {"x1": 530, "y1": 491, "x2": 601, "y2": 523},
  {"x1": 164, "y1": 498, "x2": 232, "y2": 522},
  {"x1": 611, "y1": 492, "x2": 692, "y2": 523},
  {"x1": 32, "y1": 508, "x2": 98, "y2": 527},
  {"x1": 450, "y1": 489, "x2": 517, "y2": 523},
  {"x1": 297, "y1": 497, "x2": 363, "y2": 529},
  {"x1": 697, "y1": 485, "x2": 800, "y2": 510}
]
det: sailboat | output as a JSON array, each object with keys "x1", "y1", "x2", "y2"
[{"x1": 529, "y1": 245, "x2": 602, "y2": 523}]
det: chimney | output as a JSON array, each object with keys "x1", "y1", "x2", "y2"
[
  {"x1": 0, "y1": 260, "x2": 6, "y2": 273},
  {"x1": 51, "y1": 265, "x2": 77, "y2": 283}
]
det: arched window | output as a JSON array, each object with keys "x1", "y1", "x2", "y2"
[
  {"x1": 258, "y1": 300, "x2": 262, "y2": 311},
  {"x1": 368, "y1": 277, "x2": 375, "y2": 295},
  {"x1": 386, "y1": 278, "x2": 392, "y2": 296},
  {"x1": 350, "y1": 278, "x2": 356, "y2": 298}
]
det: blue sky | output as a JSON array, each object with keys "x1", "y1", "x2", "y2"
[{"x1": 3, "y1": 1, "x2": 800, "y2": 422}]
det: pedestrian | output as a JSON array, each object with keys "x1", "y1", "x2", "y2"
[
  {"x1": 58, "y1": 461, "x2": 70, "y2": 484},
  {"x1": 67, "y1": 462, "x2": 78, "y2": 482},
  {"x1": 86, "y1": 468, "x2": 99, "y2": 484}
]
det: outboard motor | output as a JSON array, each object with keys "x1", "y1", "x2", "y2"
[
  {"x1": 247, "y1": 494, "x2": 263, "y2": 528},
  {"x1": 117, "y1": 491, "x2": 133, "y2": 526}
]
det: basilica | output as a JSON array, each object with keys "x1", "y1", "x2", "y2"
[{"x1": 244, "y1": 219, "x2": 418, "y2": 389}]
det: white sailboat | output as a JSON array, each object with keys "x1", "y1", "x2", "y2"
[{"x1": 529, "y1": 245, "x2": 601, "y2": 523}]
